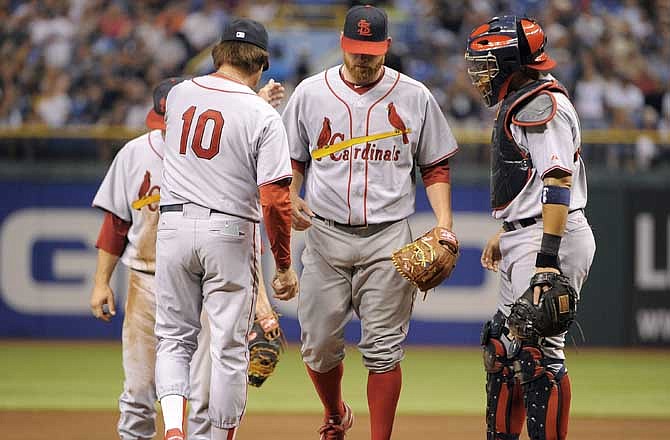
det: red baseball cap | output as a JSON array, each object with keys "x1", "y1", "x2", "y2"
[
  {"x1": 341, "y1": 5, "x2": 390, "y2": 56},
  {"x1": 145, "y1": 77, "x2": 187, "y2": 130}
]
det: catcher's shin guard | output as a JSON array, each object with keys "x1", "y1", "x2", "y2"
[
  {"x1": 482, "y1": 312, "x2": 525, "y2": 440},
  {"x1": 515, "y1": 345, "x2": 571, "y2": 440}
]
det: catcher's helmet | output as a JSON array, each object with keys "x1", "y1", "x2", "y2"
[{"x1": 465, "y1": 16, "x2": 556, "y2": 107}]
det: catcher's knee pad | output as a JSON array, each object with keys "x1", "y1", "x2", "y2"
[
  {"x1": 516, "y1": 346, "x2": 571, "y2": 440},
  {"x1": 482, "y1": 312, "x2": 524, "y2": 440}
]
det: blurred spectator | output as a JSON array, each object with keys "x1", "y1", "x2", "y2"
[
  {"x1": 0, "y1": 85, "x2": 23, "y2": 127},
  {"x1": 238, "y1": 0, "x2": 279, "y2": 24},
  {"x1": 29, "y1": 1, "x2": 75, "y2": 69},
  {"x1": 180, "y1": 0, "x2": 227, "y2": 54},
  {"x1": 574, "y1": 53, "x2": 607, "y2": 129},
  {"x1": 605, "y1": 72, "x2": 644, "y2": 128},
  {"x1": 35, "y1": 70, "x2": 71, "y2": 127},
  {"x1": 634, "y1": 106, "x2": 659, "y2": 170}
]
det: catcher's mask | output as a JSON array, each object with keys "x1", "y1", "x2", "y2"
[{"x1": 465, "y1": 16, "x2": 556, "y2": 107}]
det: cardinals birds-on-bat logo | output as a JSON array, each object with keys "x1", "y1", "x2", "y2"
[
  {"x1": 138, "y1": 171, "x2": 151, "y2": 199},
  {"x1": 315, "y1": 117, "x2": 332, "y2": 161},
  {"x1": 317, "y1": 117, "x2": 331, "y2": 148},
  {"x1": 134, "y1": 170, "x2": 161, "y2": 211},
  {"x1": 387, "y1": 102, "x2": 410, "y2": 144}
]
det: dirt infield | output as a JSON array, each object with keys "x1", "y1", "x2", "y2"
[{"x1": 2, "y1": 410, "x2": 669, "y2": 440}]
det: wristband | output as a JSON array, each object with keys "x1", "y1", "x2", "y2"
[
  {"x1": 540, "y1": 233, "x2": 561, "y2": 256},
  {"x1": 536, "y1": 252, "x2": 560, "y2": 269}
]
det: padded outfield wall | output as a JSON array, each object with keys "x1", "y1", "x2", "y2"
[{"x1": 0, "y1": 169, "x2": 668, "y2": 347}]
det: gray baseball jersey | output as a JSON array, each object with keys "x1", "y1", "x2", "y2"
[
  {"x1": 282, "y1": 65, "x2": 458, "y2": 225},
  {"x1": 161, "y1": 74, "x2": 292, "y2": 220},
  {"x1": 497, "y1": 79, "x2": 588, "y2": 222},
  {"x1": 92, "y1": 130, "x2": 211, "y2": 440}
]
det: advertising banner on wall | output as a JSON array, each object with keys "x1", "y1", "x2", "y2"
[
  {"x1": 0, "y1": 181, "x2": 501, "y2": 345},
  {"x1": 629, "y1": 188, "x2": 670, "y2": 345}
]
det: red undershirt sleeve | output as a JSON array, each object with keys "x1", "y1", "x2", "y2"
[
  {"x1": 291, "y1": 159, "x2": 306, "y2": 175},
  {"x1": 96, "y1": 211, "x2": 131, "y2": 256},
  {"x1": 259, "y1": 181, "x2": 292, "y2": 269},
  {"x1": 420, "y1": 159, "x2": 451, "y2": 187}
]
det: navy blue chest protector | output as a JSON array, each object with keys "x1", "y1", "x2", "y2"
[{"x1": 490, "y1": 79, "x2": 568, "y2": 210}]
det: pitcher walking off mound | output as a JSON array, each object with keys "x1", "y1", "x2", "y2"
[
  {"x1": 282, "y1": 5, "x2": 459, "y2": 440},
  {"x1": 154, "y1": 18, "x2": 298, "y2": 440}
]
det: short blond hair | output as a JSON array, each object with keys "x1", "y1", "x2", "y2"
[{"x1": 212, "y1": 41, "x2": 269, "y2": 75}]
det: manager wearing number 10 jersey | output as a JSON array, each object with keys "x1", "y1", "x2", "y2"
[{"x1": 154, "y1": 18, "x2": 298, "y2": 440}]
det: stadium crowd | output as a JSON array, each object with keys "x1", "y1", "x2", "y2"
[{"x1": 0, "y1": 0, "x2": 669, "y2": 169}]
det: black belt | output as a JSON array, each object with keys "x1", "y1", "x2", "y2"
[
  {"x1": 502, "y1": 208, "x2": 584, "y2": 232},
  {"x1": 313, "y1": 213, "x2": 396, "y2": 237},
  {"x1": 502, "y1": 217, "x2": 538, "y2": 232},
  {"x1": 160, "y1": 204, "x2": 257, "y2": 223},
  {"x1": 160, "y1": 204, "x2": 186, "y2": 213}
]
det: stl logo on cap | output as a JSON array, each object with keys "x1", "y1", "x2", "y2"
[{"x1": 357, "y1": 19, "x2": 372, "y2": 36}]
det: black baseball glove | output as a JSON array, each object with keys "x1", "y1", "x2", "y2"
[
  {"x1": 248, "y1": 312, "x2": 286, "y2": 387},
  {"x1": 507, "y1": 272, "x2": 578, "y2": 339}
]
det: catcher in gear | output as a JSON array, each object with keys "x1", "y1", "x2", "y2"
[
  {"x1": 248, "y1": 260, "x2": 287, "y2": 387},
  {"x1": 466, "y1": 16, "x2": 595, "y2": 440}
]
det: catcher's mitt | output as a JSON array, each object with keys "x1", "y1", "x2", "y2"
[
  {"x1": 508, "y1": 272, "x2": 578, "y2": 339},
  {"x1": 391, "y1": 227, "x2": 459, "y2": 292},
  {"x1": 248, "y1": 312, "x2": 286, "y2": 387}
]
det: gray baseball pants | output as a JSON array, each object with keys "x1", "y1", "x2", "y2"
[
  {"x1": 299, "y1": 216, "x2": 416, "y2": 373},
  {"x1": 155, "y1": 204, "x2": 258, "y2": 430},
  {"x1": 497, "y1": 210, "x2": 596, "y2": 359}
]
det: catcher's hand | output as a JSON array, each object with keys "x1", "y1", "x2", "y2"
[
  {"x1": 507, "y1": 272, "x2": 578, "y2": 339},
  {"x1": 391, "y1": 226, "x2": 459, "y2": 292},
  {"x1": 248, "y1": 312, "x2": 286, "y2": 387}
]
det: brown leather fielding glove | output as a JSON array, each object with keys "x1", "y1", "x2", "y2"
[
  {"x1": 391, "y1": 227, "x2": 459, "y2": 292},
  {"x1": 248, "y1": 312, "x2": 286, "y2": 387}
]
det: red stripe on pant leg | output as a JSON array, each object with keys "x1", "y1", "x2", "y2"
[
  {"x1": 546, "y1": 382, "x2": 559, "y2": 440},
  {"x1": 227, "y1": 427, "x2": 236, "y2": 440},
  {"x1": 495, "y1": 383, "x2": 510, "y2": 433},
  {"x1": 509, "y1": 379, "x2": 525, "y2": 435},
  {"x1": 558, "y1": 374, "x2": 571, "y2": 440},
  {"x1": 495, "y1": 379, "x2": 524, "y2": 436},
  {"x1": 181, "y1": 397, "x2": 187, "y2": 435}
]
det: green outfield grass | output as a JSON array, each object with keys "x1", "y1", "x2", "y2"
[{"x1": 1, "y1": 342, "x2": 669, "y2": 419}]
